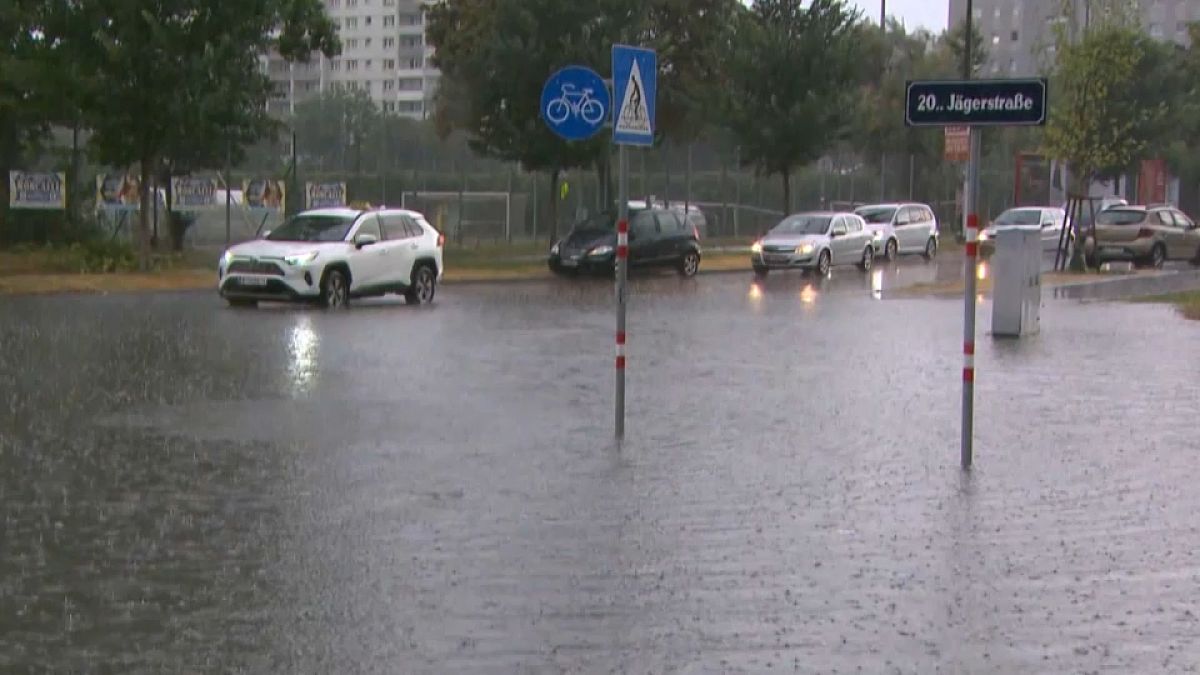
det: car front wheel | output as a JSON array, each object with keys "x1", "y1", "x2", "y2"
[
  {"x1": 858, "y1": 246, "x2": 874, "y2": 272},
  {"x1": 884, "y1": 238, "x2": 898, "y2": 262},
  {"x1": 678, "y1": 251, "x2": 700, "y2": 277},
  {"x1": 321, "y1": 269, "x2": 349, "y2": 308},
  {"x1": 923, "y1": 237, "x2": 937, "y2": 259},
  {"x1": 405, "y1": 264, "x2": 437, "y2": 304},
  {"x1": 815, "y1": 250, "x2": 831, "y2": 276}
]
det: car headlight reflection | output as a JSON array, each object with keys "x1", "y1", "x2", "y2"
[
  {"x1": 795, "y1": 243, "x2": 815, "y2": 255},
  {"x1": 751, "y1": 241, "x2": 763, "y2": 254},
  {"x1": 589, "y1": 245, "x2": 613, "y2": 257}
]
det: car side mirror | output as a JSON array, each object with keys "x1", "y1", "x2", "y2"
[
  {"x1": 354, "y1": 233, "x2": 378, "y2": 249},
  {"x1": 830, "y1": 228, "x2": 845, "y2": 238}
]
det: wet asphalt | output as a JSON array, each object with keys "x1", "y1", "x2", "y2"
[{"x1": 2, "y1": 253, "x2": 1200, "y2": 673}]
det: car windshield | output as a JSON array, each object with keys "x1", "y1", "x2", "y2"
[
  {"x1": 1096, "y1": 209, "x2": 1147, "y2": 225},
  {"x1": 856, "y1": 207, "x2": 896, "y2": 224},
  {"x1": 571, "y1": 208, "x2": 653, "y2": 234},
  {"x1": 994, "y1": 209, "x2": 1041, "y2": 226},
  {"x1": 771, "y1": 214, "x2": 831, "y2": 236},
  {"x1": 267, "y1": 214, "x2": 357, "y2": 242}
]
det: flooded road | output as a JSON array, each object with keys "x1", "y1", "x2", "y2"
[{"x1": 3, "y1": 258, "x2": 1200, "y2": 673}]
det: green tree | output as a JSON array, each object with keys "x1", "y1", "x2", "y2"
[
  {"x1": 292, "y1": 89, "x2": 382, "y2": 173},
  {"x1": 725, "y1": 0, "x2": 865, "y2": 213},
  {"x1": 48, "y1": 0, "x2": 339, "y2": 268}
]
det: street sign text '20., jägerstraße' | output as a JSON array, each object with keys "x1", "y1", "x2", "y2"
[{"x1": 905, "y1": 79, "x2": 1048, "y2": 127}]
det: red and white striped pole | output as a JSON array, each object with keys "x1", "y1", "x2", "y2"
[
  {"x1": 961, "y1": 128, "x2": 980, "y2": 469},
  {"x1": 615, "y1": 145, "x2": 629, "y2": 440}
]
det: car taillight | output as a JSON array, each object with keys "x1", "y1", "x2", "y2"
[
  {"x1": 1137, "y1": 228, "x2": 1154, "y2": 238},
  {"x1": 437, "y1": 233, "x2": 446, "y2": 247}
]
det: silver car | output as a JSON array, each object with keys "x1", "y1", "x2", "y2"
[
  {"x1": 855, "y1": 202, "x2": 940, "y2": 261},
  {"x1": 751, "y1": 212, "x2": 875, "y2": 277}
]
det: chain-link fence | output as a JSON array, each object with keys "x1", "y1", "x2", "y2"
[{"x1": 3, "y1": 133, "x2": 1033, "y2": 249}]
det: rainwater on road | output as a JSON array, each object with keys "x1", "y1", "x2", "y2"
[{"x1": 2, "y1": 256, "x2": 1199, "y2": 673}]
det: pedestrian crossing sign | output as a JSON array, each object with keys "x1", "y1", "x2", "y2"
[{"x1": 611, "y1": 45, "x2": 656, "y2": 146}]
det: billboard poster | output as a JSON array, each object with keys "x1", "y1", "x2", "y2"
[
  {"x1": 9, "y1": 171, "x2": 67, "y2": 210},
  {"x1": 243, "y1": 178, "x2": 286, "y2": 212},
  {"x1": 305, "y1": 182, "x2": 346, "y2": 209},
  {"x1": 171, "y1": 176, "x2": 220, "y2": 210},
  {"x1": 96, "y1": 173, "x2": 142, "y2": 211}
]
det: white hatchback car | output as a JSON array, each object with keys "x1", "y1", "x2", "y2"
[
  {"x1": 978, "y1": 206, "x2": 1067, "y2": 254},
  {"x1": 218, "y1": 208, "x2": 444, "y2": 308}
]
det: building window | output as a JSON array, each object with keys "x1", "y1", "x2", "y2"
[
  {"x1": 1150, "y1": 23, "x2": 1163, "y2": 38},
  {"x1": 384, "y1": 101, "x2": 395, "y2": 112},
  {"x1": 346, "y1": 38, "x2": 358, "y2": 49},
  {"x1": 347, "y1": 0, "x2": 357, "y2": 6},
  {"x1": 399, "y1": 77, "x2": 423, "y2": 91},
  {"x1": 992, "y1": 34, "x2": 1000, "y2": 45},
  {"x1": 365, "y1": 59, "x2": 373, "y2": 69},
  {"x1": 345, "y1": 17, "x2": 358, "y2": 29},
  {"x1": 993, "y1": 7, "x2": 1001, "y2": 20},
  {"x1": 364, "y1": 38, "x2": 372, "y2": 48},
  {"x1": 384, "y1": 58, "x2": 395, "y2": 70},
  {"x1": 400, "y1": 13, "x2": 421, "y2": 25},
  {"x1": 329, "y1": 0, "x2": 340, "y2": 7},
  {"x1": 383, "y1": 79, "x2": 395, "y2": 91},
  {"x1": 384, "y1": 15, "x2": 395, "y2": 27},
  {"x1": 383, "y1": 0, "x2": 395, "y2": 5},
  {"x1": 1011, "y1": 30, "x2": 1019, "y2": 41},
  {"x1": 398, "y1": 101, "x2": 423, "y2": 113},
  {"x1": 331, "y1": 59, "x2": 341, "y2": 71},
  {"x1": 406, "y1": 57, "x2": 422, "y2": 69},
  {"x1": 365, "y1": 15, "x2": 372, "y2": 26},
  {"x1": 347, "y1": 59, "x2": 358, "y2": 71},
  {"x1": 383, "y1": 37, "x2": 395, "y2": 48},
  {"x1": 400, "y1": 35, "x2": 421, "y2": 48}
]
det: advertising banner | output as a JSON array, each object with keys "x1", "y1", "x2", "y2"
[
  {"x1": 96, "y1": 174, "x2": 142, "y2": 211},
  {"x1": 243, "y1": 178, "x2": 287, "y2": 212},
  {"x1": 305, "y1": 182, "x2": 347, "y2": 209},
  {"x1": 9, "y1": 171, "x2": 67, "y2": 210},
  {"x1": 171, "y1": 176, "x2": 220, "y2": 210}
]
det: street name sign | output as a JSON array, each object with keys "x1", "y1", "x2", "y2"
[
  {"x1": 905, "y1": 79, "x2": 1048, "y2": 127},
  {"x1": 611, "y1": 45, "x2": 657, "y2": 146}
]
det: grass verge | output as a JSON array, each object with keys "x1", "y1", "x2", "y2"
[
  {"x1": 0, "y1": 250, "x2": 755, "y2": 295},
  {"x1": 1132, "y1": 291, "x2": 1200, "y2": 320}
]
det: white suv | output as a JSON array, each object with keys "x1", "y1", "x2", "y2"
[{"x1": 218, "y1": 208, "x2": 444, "y2": 308}]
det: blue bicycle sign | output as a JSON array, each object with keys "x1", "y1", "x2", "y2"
[{"x1": 540, "y1": 66, "x2": 610, "y2": 141}]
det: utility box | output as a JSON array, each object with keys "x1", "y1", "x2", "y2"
[{"x1": 991, "y1": 228, "x2": 1041, "y2": 337}]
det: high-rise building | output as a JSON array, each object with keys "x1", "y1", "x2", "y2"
[
  {"x1": 265, "y1": 0, "x2": 440, "y2": 120},
  {"x1": 947, "y1": 0, "x2": 1200, "y2": 77}
]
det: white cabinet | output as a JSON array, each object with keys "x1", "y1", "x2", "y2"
[{"x1": 991, "y1": 229, "x2": 1041, "y2": 338}]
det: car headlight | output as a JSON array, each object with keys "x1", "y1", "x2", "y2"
[
  {"x1": 550, "y1": 243, "x2": 560, "y2": 255},
  {"x1": 588, "y1": 245, "x2": 613, "y2": 257},
  {"x1": 220, "y1": 250, "x2": 233, "y2": 267},
  {"x1": 284, "y1": 252, "x2": 319, "y2": 266},
  {"x1": 978, "y1": 231, "x2": 990, "y2": 241},
  {"x1": 751, "y1": 241, "x2": 763, "y2": 254},
  {"x1": 795, "y1": 243, "x2": 815, "y2": 255}
]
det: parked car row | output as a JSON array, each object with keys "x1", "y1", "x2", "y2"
[{"x1": 750, "y1": 202, "x2": 940, "y2": 276}]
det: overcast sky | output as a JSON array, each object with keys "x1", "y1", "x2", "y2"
[{"x1": 849, "y1": 0, "x2": 948, "y2": 32}]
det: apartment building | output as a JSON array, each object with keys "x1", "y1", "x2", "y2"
[
  {"x1": 947, "y1": 0, "x2": 1200, "y2": 77},
  {"x1": 265, "y1": 0, "x2": 439, "y2": 119}
]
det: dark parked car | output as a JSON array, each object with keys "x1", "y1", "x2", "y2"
[{"x1": 548, "y1": 205, "x2": 703, "y2": 277}]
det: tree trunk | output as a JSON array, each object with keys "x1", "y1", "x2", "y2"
[
  {"x1": 548, "y1": 168, "x2": 560, "y2": 245},
  {"x1": 781, "y1": 168, "x2": 791, "y2": 216},
  {"x1": 137, "y1": 159, "x2": 153, "y2": 271}
]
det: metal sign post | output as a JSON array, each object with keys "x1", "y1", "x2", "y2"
[
  {"x1": 611, "y1": 44, "x2": 657, "y2": 441},
  {"x1": 904, "y1": 77, "x2": 1048, "y2": 470},
  {"x1": 961, "y1": 129, "x2": 981, "y2": 469}
]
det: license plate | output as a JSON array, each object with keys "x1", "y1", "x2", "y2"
[
  {"x1": 560, "y1": 259, "x2": 578, "y2": 268},
  {"x1": 239, "y1": 276, "x2": 268, "y2": 287},
  {"x1": 766, "y1": 255, "x2": 790, "y2": 263}
]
